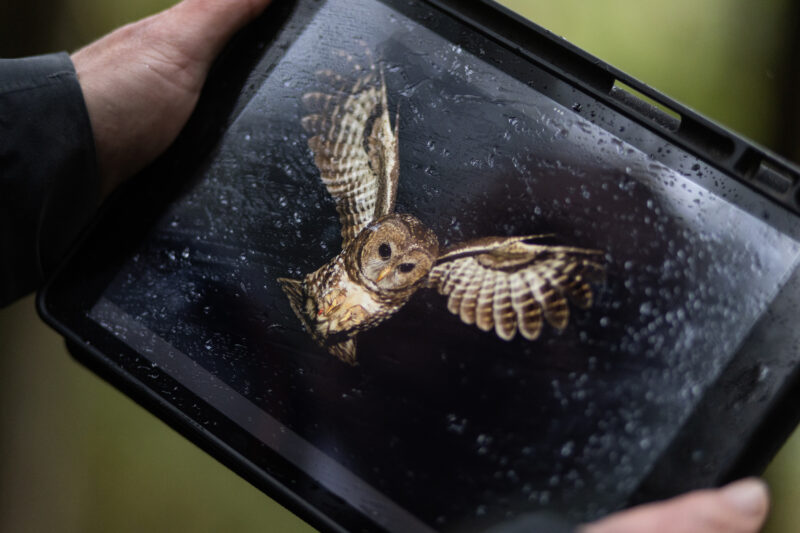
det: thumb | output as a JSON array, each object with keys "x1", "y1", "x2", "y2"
[
  {"x1": 71, "y1": 0, "x2": 273, "y2": 193},
  {"x1": 581, "y1": 478, "x2": 769, "y2": 533}
]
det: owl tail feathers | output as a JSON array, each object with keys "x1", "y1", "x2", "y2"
[
  {"x1": 328, "y1": 338, "x2": 358, "y2": 366},
  {"x1": 277, "y1": 277, "x2": 360, "y2": 366},
  {"x1": 278, "y1": 276, "x2": 314, "y2": 333}
]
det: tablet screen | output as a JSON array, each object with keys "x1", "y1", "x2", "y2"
[{"x1": 87, "y1": 0, "x2": 800, "y2": 529}]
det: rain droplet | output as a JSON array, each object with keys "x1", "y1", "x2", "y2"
[{"x1": 561, "y1": 441, "x2": 575, "y2": 457}]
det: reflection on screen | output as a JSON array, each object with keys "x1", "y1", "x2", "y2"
[{"x1": 90, "y1": 0, "x2": 800, "y2": 530}]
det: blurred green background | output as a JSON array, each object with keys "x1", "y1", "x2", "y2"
[{"x1": 1, "y1": 1, "x2": 799, "y2": 532}]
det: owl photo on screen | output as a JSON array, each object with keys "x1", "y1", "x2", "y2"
[{"x1": 278, "y1": 52, "x2": 605, "y2": 365}]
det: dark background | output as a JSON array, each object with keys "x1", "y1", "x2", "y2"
[{"x1": 1, "y1": 1, "x2": 799, "y2": 532}]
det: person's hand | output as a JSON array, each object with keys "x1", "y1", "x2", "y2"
[
  {"x1": 582, "y1": 478, "x2": 769, "y2": 533},
  {"x1": 71, "y1": 0, "x2": 272, "y2": 197}
]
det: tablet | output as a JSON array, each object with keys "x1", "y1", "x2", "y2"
[{"x1": 39, "y1": 0, "x2": 800, "y2": 531}]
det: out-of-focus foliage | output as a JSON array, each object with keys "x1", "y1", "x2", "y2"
[
  {"x1": 0, "y1": 1, "x2": 797, "y2": 532},
  {"x1": 500, "y1": 0, "x2": 796, "y2": 159}
]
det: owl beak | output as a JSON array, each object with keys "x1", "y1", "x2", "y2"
[{"x1": 376, "y1": 267, "x2": 392, "y2": 282}]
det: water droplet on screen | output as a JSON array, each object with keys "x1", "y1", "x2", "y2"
[
  {"x1": 446, "y1": 413, "x2": 468, "y2": 434},
  {"x1": 476, "y1": 433, "x2": 492, "y2": 455},
  {"x1": 561, "y1": 440, "x2": 575, "y2": 457}
]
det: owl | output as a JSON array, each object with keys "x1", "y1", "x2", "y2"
[{"x1": 278, "y1": 52, "x2": 605, "y2": 365}]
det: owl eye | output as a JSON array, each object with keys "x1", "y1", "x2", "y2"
[
  {"x1": 398, "y1": 263, "x2": 416, "y2": 273},
  {"x1": 378, "y1": 243, "x2": 392, "y2": 260}
]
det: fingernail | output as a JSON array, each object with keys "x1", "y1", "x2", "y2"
[{"x1": 720, "y1": 478, "x2": 769, "y2": 516}]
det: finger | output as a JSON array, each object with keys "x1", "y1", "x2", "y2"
[
  {"x1": 580, "y1": 478, "x2": 769, "y2": 533},
  {"x1": 156, "y1": 0, "x2": 273, "y2": 65}
]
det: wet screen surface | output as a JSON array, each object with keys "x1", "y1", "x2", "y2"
[{"x1": 89, "y1": 0, "x2": 800, "y2": 530}]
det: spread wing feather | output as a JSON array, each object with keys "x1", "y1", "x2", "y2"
[
  {"x1": 301, "y1": 54, "x2": 399, "y2": 249},
  {"x1": 426, "y1": 236, "x2": 605, "y2": 341}
]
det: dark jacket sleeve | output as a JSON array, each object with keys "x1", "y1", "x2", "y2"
[{"x1": 0, "y1": 52, "x2": 99, "y2": 307}]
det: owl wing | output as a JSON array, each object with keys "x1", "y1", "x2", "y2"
[
  {"x1": 301, "y1": 56, "x2": 399, "y2": 250},
  {"x1": 425, "y1": 236, "x2": 605, "y2": 341}
]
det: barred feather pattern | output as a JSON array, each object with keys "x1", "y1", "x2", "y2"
[
  {"x1": 300, "y1": 55, "x2": 399, "y2": 250},
  {"x1": 286, "y1": 54, "x2": 608, "y2": 363},
  {"x1": 427, "y1": 238, "x2": 605, "y2": 341}
]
